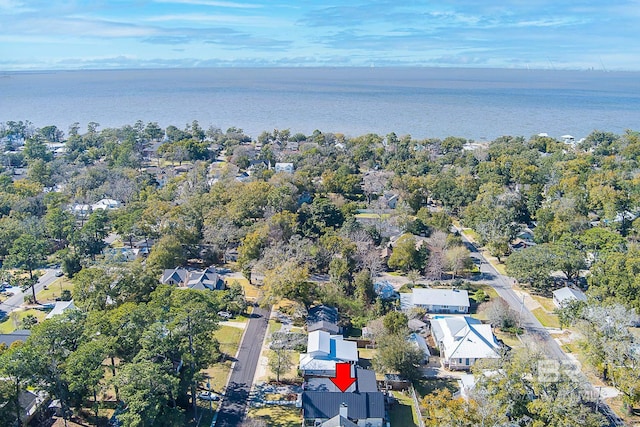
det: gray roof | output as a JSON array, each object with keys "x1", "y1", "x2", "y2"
[
  {"x1": 305, "y1": 368, "x2": 378, "y2": 393},
  {"x1": 308, "y1": 305, "x2": 339, "y2": 325},
  {"x1": 302, "y1": 391, "x2": 385, "y2": 420},
  {"x1": 553, "y1": 287, "x2": 587, "y2": 306},
  {"x1": 0, "y1": 330, "x2": 30, "y2": 347}
]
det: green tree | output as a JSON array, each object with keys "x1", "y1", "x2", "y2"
[
  {"x1": 146, "y1": 235, "x2": 187, "y2": 272},
  {"x1": 387, "y1": 234, "x2": 425, "y2": 272},
  {"x1": 383, "y1": 311, "x2": 408, "y2": 335},
  {"x1": 5, "y1": 234, "x2": 48, "y2": 304},
  {"x1": 506, "y1": 245, "x2": 555, "y2": 290},
  {"x1": 114, "y1": 360, "x2": 182, "y2": 427},
  {"x1": 65, "y1": 340, "x2": 106, "y2": 415},
  {"x1": 268, "y1": 348, "x2": 293, "y2": 383},
  {"x1": 373, "y1": 332, "x2": 424, "y2": 380}
]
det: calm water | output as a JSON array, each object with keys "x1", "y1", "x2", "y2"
[{"x1": 1, "y1": 67, "x2": 639, "y2": 141}]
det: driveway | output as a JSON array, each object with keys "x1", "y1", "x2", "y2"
[{"x1": 215, "y1": 304, "x2": 270, "y2": 427}]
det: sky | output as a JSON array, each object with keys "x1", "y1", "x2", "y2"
[{"x1": 1, "y1": 0, "x2": 640, "y2": 71}]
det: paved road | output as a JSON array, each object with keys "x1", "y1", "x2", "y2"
[
  {"x1": 215, "y1": 304, "x2": 270, "y2": 427},
  {"x1": 457, "y1": 229, "x2": 625, "y2": 426},
  {"x1": 0, "y1": 268, "x2": 60, "y2": 318}
]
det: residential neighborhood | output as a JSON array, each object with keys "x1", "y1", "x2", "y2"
[{"x1": 0, "y1": 121, "x2": 638, "y2": 427}]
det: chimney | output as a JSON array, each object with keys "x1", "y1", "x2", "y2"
[{"x1": 339, "y1": 402, "x2": 348, "y2": 418}]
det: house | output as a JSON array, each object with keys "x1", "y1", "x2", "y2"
[
  {"x1": 373, "y1": 281, "x2": 398, "y2": 300},
  {"x1": 0, "y1": 330, "x2": 31, "y2": 347},
  {"x1": 381, "y1": 192, "x2": 399, "y2": 209},
  {"x1": 302, "y1": 392, "x2": 385, "y2": 427},
  {"x1": 299, "y1": 330, "x2": 358, "y2": 377},
  {"x1": 307, "y1": 305, "x2": 341, "y2": 334},
  {"x1": 430, "y1": 316, "x2": 501, "y2": 370},
  {"x1": 457, "y1": 374, "x2": 477, "y2": 401},
  {"x1": 274, "y1": 162, "x2": 294, "y2": 174},
  {"x1": 91, "y1": 198, "x2": 120, "y2": 211},
  {"x1": 305, "y1": 368, "x2": 378, "y2": 394},
  {"x1": 160, "y1": 266, "x2": 225, "y2": 291},
  {"x1": 552, "y1": 286, "x2": 587, "y2": 308},
  {"x1": 400, "y1": 288, "x2": 470, "y2": 314},
  {"x1": 45, "y1": 300, "x2": 76, "y2": 319},
  {"x1": 70, "y1": 203, "x2": 91, "y2": 217},
  {"x1": 408, "y1": 332, "x2": 431, "y2": 364}
]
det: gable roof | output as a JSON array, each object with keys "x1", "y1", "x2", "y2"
[
  {"x1": 305, "y1": 368, "x2": 378, "y2": 394},
  {"x1": 302, "y1": 392, "x2": 385, "y2": 420},
  {"x1": 408, "y1": 288, "x2": 470, "y2": 308},
  {"x1": 45, "y1": 300, "x2": 76, "y2": 319},
  {"x1": 0, "y1": 330, "x2": 30, "y2": 347},
  {"x1": 308, "y1": 305, "x2": 339, "y2": 325},
  {"x1": 431, "y1": 316, "x2": 500, "y2": 360},
  {"x1": 321, "y1": 415, "x2": 359, "y2": 427},
  {"x1": 160, "y1": 266, "x2": 223, "y2": 290},
  {"x1": 552, "y1": 287, "x2": 587, "y2": 306}
]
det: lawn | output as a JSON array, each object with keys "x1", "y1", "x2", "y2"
[
  {"x1": 531, "y1": 295, "x2": 558, "y2": 312},
  {"x1": 246, "y1": 405, "x2": 302, "y2": 427},
  {"x1": 0, "y1": 308, "x2": 48, "y2": 333},
  {"x1": 36, "y1": 277, "x2": 74, "y2": 302},
  {"x1": 413, "y1": 379, "x2": 458, "y2": 398},
  {"x1": 201, "y1": 360, "x2": 233, "y2": 395},
  {"x1": 214, "y1": 324, "x2": 245, "y2": 358},
  {"x1": 494, "y1": 329, "x2": 523, "y2": 349},
  {"x1": 531, "y1": 307, "x2": 561, "y2": 328},
  {"x1": 354, "y1": 213, "x2": 391, "y2": 220},
  {"x1": 389, "y1": 391, "x2": 420, "y2": 427},
  {"x1": 224, "y1": 276, "x2": 262, "y2": 301}
]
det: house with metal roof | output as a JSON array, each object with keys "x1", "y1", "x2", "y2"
[
  {"x1": 305, "y1": 368, "x2": 378, "y2": 394},
  {"x1": 552, "y1": 286, "x2": 587, "y2": 308},
  {"x1": 299, "y1": 330, "x2": 358, "y2": 377},
  {"x1": 400, "y1": 288, "x2": 470, "y2": 313},
  {"x1": 431, "y1": 316, "x2": 501, "y2": 370},
  {"x1": 302, "y1": 392, "x2": 385, "y2": 427}
]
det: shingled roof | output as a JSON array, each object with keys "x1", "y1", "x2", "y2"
[{"x1": 302, "y1": 391, "x2": 385, "y2": 420}]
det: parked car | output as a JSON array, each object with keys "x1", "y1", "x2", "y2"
[
  {"x1": 55, "y1": 271, "x2": 64, "y2": 277},
  {"x1": 197, "y1": 392, "x2": 220, "y2": 401},
  {"x1": 217, "y1": 311, "x2": 233, "y2": 319}
]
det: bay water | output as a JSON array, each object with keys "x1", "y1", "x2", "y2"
[{"x1": 1, "y1": 67, "x2": 639, "y2": 141}]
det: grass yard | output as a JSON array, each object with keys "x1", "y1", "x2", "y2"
[
  {"x1": 201, "y1": 360, "x2": 233, "y2": 395},
  {"x1": 214, "y1": 325, "x2": 244, "y2": 358},
  {"x1": 413, "y1": 379, "x2": 458, "y2": 398},
  {"x1": 389, "y1": 391, "x2": 420, "y2": 427},
  {"x1": 494, "y1": 329, "x2": 523, "y2": 349},
  {"x1": 354, "y1": 213, "x2": 391, "y2": 220},
  {"x1": 224, "y1": 276, "x2": 262, "y2": 301},
  {"x1": 531, "y1": 307, "x2": 561, "y2": 328},
  {"x1": 0, "y1": 308, "x2": 47, "y2": 333},
  {"x1": 36, "y1": 277, "x2": 74, "y2": 302},
  {"x1": 246, "y1": 405, "x2": 302, "y2": 427},
  {"x1": 531, "y1": 295, "x2": 558, "y2": 312}
]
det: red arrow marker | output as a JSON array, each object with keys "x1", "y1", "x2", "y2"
[{"x1": 330, "y1": 362, "x2": 356, "y2": 392}]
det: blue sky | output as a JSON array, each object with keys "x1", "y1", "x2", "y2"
[{"x1": 1, "y1": 0, "x2": 639, "y2": 70}]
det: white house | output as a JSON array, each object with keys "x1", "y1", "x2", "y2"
[
  {"x1": 400, "y1": 288, "x2": 470, "y2": 314},
  {"x1": 274, "y1": 162, "x2": 294, "y2": 174},
  {"x1": 91, "y1": 198, "x2": 120, "y2": 211},
  {"x1": 408, "y1": 332, "x2": 430, "y2": 364},
  {"x1": 299, "y1": 330, "x2": 358, "y2": 377},
  {"x1": 552, "y1": 286, "x2": 587, "y2": 308},
  {"x1": 431, "y1": 316, "x2": 501, "y2": 370}
]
